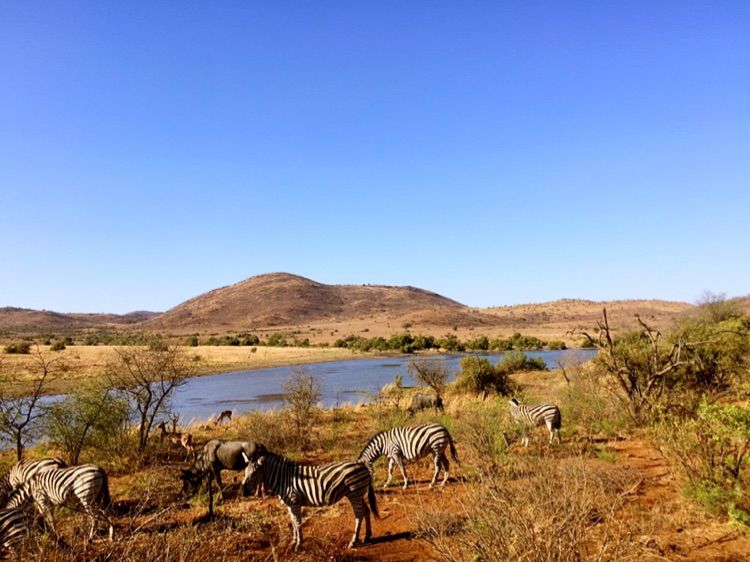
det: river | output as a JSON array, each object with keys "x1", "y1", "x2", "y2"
[{"x1": 172, "y1": 349, "x2": 596, "y2": 424}]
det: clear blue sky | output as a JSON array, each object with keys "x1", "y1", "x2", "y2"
[{"x1": 2, "y1": 2, "x2": 748, "y2": 313}]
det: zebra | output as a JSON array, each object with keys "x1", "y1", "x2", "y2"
[
  {"x1": 6, "y1": 464, "x2": 114, "y2": 543},
  {"x1": 357, "y1": 423, "x2": 459, "y2": 489},
  {"x1": 508, "y1": 397, "x2": 561, "y2": 446},
  {"x1": 0, "y1": 506, "x2": 28, "y2": 560},
  {"x1": 0, "y1": 457, "x2": 66, "y2": 506},
  {"x1": 240, "y1": 445, "x2": 378, "y2": 551}
]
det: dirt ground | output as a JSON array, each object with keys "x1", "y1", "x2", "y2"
[{"x1": 64, "y1": 437, "x2": 744, "y2": 562}]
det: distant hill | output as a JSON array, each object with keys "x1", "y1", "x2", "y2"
[
  {"x1": 0, "y1": 307, "x2": 158, "y2": 332},
  {"x1": 1, "y1": 273, "x2": 719, "y2": 343},
  {"x1": 142, "y1": 272, "x2": 480, "y2": 332}
]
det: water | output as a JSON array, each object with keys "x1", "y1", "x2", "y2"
[{"x1": 173, "y1": 349, "x2": 596, "y2": 424}]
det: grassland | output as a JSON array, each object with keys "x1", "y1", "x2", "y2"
[{"x1": 2, "y1": 365, "x2": 749, "y2": 561}]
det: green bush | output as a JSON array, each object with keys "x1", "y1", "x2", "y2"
[
  {"x1": 45, "y1": 383, "x2": 130, "y2": 465},
  {"x1": 455, "y1": 357, "x2": 512, "y2": 396},
  {"x1": 547, "y1": 340, "x2": 566, "y2": 350},
  {"x1": 465, "y1": 334, "x2": 490, "y2": 351},
  {"x1": 50, "y1": 340, "x2": 66, "y2": 351},
  {"x1": 497, "y1": 351, "x2": 547, "y2": 374},
  {"x1": 3, "y1": 342, "x2": 30, "y2": 354}
]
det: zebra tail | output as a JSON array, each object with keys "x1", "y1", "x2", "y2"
[
  {"x1": 367, "y1": 483, "x2": 380, "y2": 520},
  {"x1": 449, "y1": 437, "x2": 460, "y2": 466},
  {"x1": 553, "y1": 409, "x2": 562, "y2": 431}
]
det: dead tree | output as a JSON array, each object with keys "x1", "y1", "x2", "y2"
[
  {"x1": 578, "y1": 308, "x2": 689, "y2": 420},
  {"x1": 0, "y1": 347, "x2": 61, "y2": 460}
]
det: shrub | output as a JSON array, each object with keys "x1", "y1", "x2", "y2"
[
  {"x1": 45, "y1": 383, "x2": 130, "y2": 465},
  {"x1": 454, "y1": 356, "x2": 512, "y2": 396},
  {"x1": 417, "y1": 457, "x2": 637, "y2": 561},
  {"x1": 497, "y1": 351, "x2": 547, "y2": 374},
  {"x1": 655, "y1": 398, "x2": 750, "y2": 523},
  {"x1": 283, "y1": 369, "x2": 321, "y2": 450},
  {"x1": 50, "y1": 340, "x2": 66, "y2": 351},
  {"x1": 547, "y1": 340, "x2": 566, "y2": 350},
  {"x1": 3, "y1": 342, "x2": 31, "y2": 354},
  {"x1": 465, "y1": 334, "x2": 489, "y2": 351},
  {"x1": 438, "y1": 333, "x2": 464, "y2": 352}
]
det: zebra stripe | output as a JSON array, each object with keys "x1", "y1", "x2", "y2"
[
  {"x1": 7, "y1": 464, "x2": 113, "y2": 542},
  {"x1": 0, "y1": 506, "x2": 27, "y2": 559},
  {"x1": 357, "y1": 423, "x2": 459, "y2": 489},
  {"x1": 241, "y1": 447, "x2": 378, "y2": 551},
  {"x1": 1, "y1": 457, "x2": 66, "y2": 507},
  {"x1": 508, "y1": 398, "x2": 562, "y2": 446}
]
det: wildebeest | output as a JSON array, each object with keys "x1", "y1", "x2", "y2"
[
  {"x1": 407, "y1": 393, "x2": 444, "y2": 415},
  {"x1": 180, "y1": 439, "x2": 263, "y2": 516}
]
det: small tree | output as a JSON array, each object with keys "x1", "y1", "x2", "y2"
[
  {"x1": 45, "y1": 382, "x2": 130, "y2": 464},
  {"x1": 107, "y1": 343, "x2": 193, "y2": 453},
  {"x1": 283, "y1": 369, "x2": 321, "y2": 449},
  {"x1": 0, "y1": 348, "x2": 61, "y2": 460},
  {"x1": 455, "y1": 357, "x2": 512, "y2": 396},
  {"x1": 408, "y1": 359, "x2": 450, "y2": 401}
]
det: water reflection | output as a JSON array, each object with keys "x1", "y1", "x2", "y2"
[{"x1": 172, "y1": 350, "x2": 596, "y2": 424}]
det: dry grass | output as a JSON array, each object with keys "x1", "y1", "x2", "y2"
[{"x1": 1, "y1": 345, "x2": 358, "y2": 393}]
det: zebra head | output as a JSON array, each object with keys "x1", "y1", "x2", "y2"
[
  {"x1": 240, "y1": 446, "x2": 267, "y2": 497},
  {"x1": 357, "y1": 434, "x2": 384, "y2": 473},
  {"x1": 4, "y1": 481, "x2": 31, "y2": 510}
]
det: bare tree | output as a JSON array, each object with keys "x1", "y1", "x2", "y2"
[
  {"x1": 0, "y1": 347, "x2": 61, "y2": 460},
  {"x1": 283, "y1": 369, "x2": 321, "y2": 449},
  {"x1": 579, "y1": 308, "x2": 690, "y2": 420},
  {"x1": 408, "y1": 358, "x2": 450, "y2": 401},
  {"x1": 107, "y1": 344, "x2": 193, "y2": 453}
]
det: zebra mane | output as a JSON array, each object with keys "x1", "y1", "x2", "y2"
[{"x1": 357, "y1": 431, "x2": 385, "y2": 461}]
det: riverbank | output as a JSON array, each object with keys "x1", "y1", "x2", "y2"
[{"x1": 0, "y1": 345, "x2": 368, "y2": 395}]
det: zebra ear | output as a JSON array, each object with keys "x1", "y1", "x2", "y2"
[
  {"x1": 241, "y1": 451, "x2": 250, "y2": 464},
  {"x1": 509, "y1": 398, "x2": 519, "y2": 406}
]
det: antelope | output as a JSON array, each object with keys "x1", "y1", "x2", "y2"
[
  {"x1": 215, "y1": 410, "x2": 233, "y2": 426},
  {"x1": 157, "y1": 421, "x2": 195, "y2": 459}
]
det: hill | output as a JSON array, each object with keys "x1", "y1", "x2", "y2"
[
  {"x1": 0, "y1": 307, "x2": 158, "y2": 333},
  {"x1": 142, "y1": 272, "x2": 482, "y2": 332},
  {"x1": 1, "y1": 273, "x2": 706, "y2": 343}
]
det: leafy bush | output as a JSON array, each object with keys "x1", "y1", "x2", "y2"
[
  {"x1": 50, "y1": 340, "x2": 66, "y2": 351},
  {"x1": 465, "y1": 334, "x2": 489, "y2": 351},
  {"x1": 45, "y1": 383, "x2": 130, "y2": 465},
  {"x1": 438, "y1": 333, "x2": 464, "y2": 352},
  {"x1": 656, "y1": 399, "x2": 750, "y2": 524},
  {"x1": 547, "y1": 340, "x2": 566, "y2": 350},
  {"x1": 497, "y1": 351, "x2": 547, "y2": 373},
  {"x1": 4, "y1": 342, "x2": 31, "y2": 354},
  {"x1": 454, "y1": 357, "x2": 512, "y2": 396}
]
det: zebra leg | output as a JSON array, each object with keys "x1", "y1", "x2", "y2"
[
  {"x1": 383, "y1": 458, "x2": 395, "y2": 489},
  {"x1": 347, "y1": 497, "x2": 370, "y2": 548},
  {"x1": 395, "y1": 455, "x2": 408, "y2": 489},
  {"x1": 287, "y1": 504, "x2": 303, "y2": 551},
  {"x1": 429, "y1": 453, "x2": 441, "y2": 489},
  {"x1": 441, "y1": 455, "x2": 450, "y2": 486}
]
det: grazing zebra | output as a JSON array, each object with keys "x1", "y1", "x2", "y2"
[
  {"x1": 508, "y1": 398, "x2": 562, "y2": 446},
  {"x1": 0, "y1": 457, "x2": 66, "y2": 506},
  {"x1": 241, "y1": 445, "x2": 378, "y2": 551},
  {"x1": 0, "y1": 506, "x2": 28, "y2": 560},
  {"x1": 6, "y1": 464, "x2": 113, "y2": 542},
  {"x1": 358, "y1": 423, "x2": 459, "y2": 489}
]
